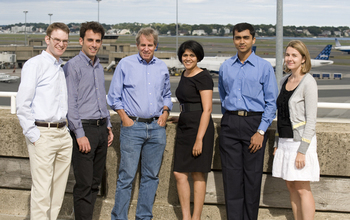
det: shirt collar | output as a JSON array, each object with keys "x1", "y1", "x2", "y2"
[
  {"x1": 231, "y1": 51, "x2": 257, "y2": 67},
  {"x1": 42, "y1": 50, "x2": 63, "y2": 65},
  {"x1": 78, "y1": 51, "x2": 100, "y2": 66},
  {"x1": 137, "y1": 53, "x2": 156, "y2": 64}
]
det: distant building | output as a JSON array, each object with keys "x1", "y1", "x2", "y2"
[
  {"x1": 179, "y1": 30, "x2": 189, "y2": 36},
  {"x1": 118, "y1": 29, "x2": 131, "y2": 35},
  {"x1": 192, "y1": 29, "x2": 206, "y2": 36},
  {"x1": 212, "y1": 29, "x2": 218, "y2": 34},
  {"x1": 303, "y1": 29, "x2": 312, "y2": 36},
  {"x1": 107, "y1": 29, "x2": 118, "y2": 35},
  {"x1": 256, "y1": 28, "x2": 264, "y2": 33},
  {"x1": 11, "y1": 25, "x2": 33, "y2": 33},
  {"x1": 343, "y1": 30, "x2": 350, "y2": 37},
  {"x1": 268, "y1": 27, "x2": 275, "y2": 33},
  {"x1": 36, "y1": 28, "x2": 45, "y2": 33},
  {"x1": 224, "y1": 28, "x2": 230, "y2": 34},
  {"x1": 334, "y1": 31, "x2": 342, "y2": 37},
  {"x1": 321, "y1": 30, "x2": 331, "y2": 36}
]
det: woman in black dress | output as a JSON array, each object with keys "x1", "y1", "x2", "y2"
[{"x1": 171, "y1": 40, "x2": 214, "y2": 220}]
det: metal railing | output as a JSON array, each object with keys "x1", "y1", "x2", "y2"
[
  {"x1": 2, "y1": 92, "x2": 350, "y2": 115},
  {"x1": 0, "y1": 92, "x2": 16, "y2": 114}
]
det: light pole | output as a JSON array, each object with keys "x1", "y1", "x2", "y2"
[
  {"x1": 23, "y1": 10, "x2": 28, "y2": 46},
  {"x1": 48, "y1": 13, "x2": 53, "y2": 25},
  {"x1": 96, "y1": 0, "x2": 102, "y2": 23},
  {"x1": 176, "y1": 0, "x2": 178, "y2": 56},
  {"x1": 276, "y1": 0, "x2": 283, "y2": 86}
]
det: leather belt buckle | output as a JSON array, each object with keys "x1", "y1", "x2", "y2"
[
  {"x1": 238, "y1": 110, "x2": 246, "y2": 116},
  {"x1": 179, "y1": 104, "x2": 184, "y2": 112},
  {"x1": 97, "y1": 120, "x2": 100, "y2": 126}
]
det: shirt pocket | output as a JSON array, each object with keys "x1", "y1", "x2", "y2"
[{"x1": 242, "y1": 79, "x2": 262, "y2": 99}]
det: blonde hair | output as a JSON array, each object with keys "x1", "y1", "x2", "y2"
[{"x1": 283, "y1": 40, "x2": 311, "y2": 74}]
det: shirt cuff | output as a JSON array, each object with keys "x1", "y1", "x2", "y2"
[
  {"x1": 258, "y1": 123, "x2": 268, "y2": 133},
  {"x1": 107, "y1": 120, "x2": 112, "y2": 128},
  {"x1": 28, "y1": 128, "x2": 41, "y2": 143},
  {"x1": 164, "y1": 101, "x2": 173, "y2": 111},
  {"x1": 297, "y1": 140, "x2": 309, "y2": 155},
  {"x1": 74, "y1": 127, "x2": 85, "y2": 139}
]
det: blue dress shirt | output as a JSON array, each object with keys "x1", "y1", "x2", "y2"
[
  {"x1": 63, "y1": 51, "x2": 112, "y2": 139},
  {"x1": 16, "y1": 50, "x2": 68, "y2": 143},
  {"x1": 218, "y1": 52, "x2": 278, "y2": 132},
  {"x1": 107, "y1": 54, "x2": 172, "y2": 118}
]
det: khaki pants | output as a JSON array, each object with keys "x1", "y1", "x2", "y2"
[{"x1": 26, "y1": 126, "x2": 72, "y2": 220}]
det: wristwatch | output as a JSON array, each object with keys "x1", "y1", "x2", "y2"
[
  {"x1": 162, "y1": 109, "x2": 170, "y2": 114},
  {"x1": 257, "y1": 129, "x2": 265, "y2": 136}
]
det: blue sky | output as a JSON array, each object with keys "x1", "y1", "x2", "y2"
[{"x1": 1, "y1": 0, "x2": 350, "y2": 27}]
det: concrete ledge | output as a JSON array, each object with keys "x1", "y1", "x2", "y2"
[
  {"x1": 1, "y1": 109, "x2": 350, "y2": 219},
  {"x1": 0, "y1": 157, "x2": 75, "y2": 192},
  {"x1": 1, "y1": 188, "x2": 349, "y2": 220},
  {"x1": 190, "y1": 172, "x2": 350, "y2": 212}
]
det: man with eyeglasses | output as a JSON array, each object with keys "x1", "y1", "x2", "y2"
[
  {"x1": 16, "y1": 22, "x2": 72, "y2": 220},
  {"x1": 63, "y1": 21, "x2": 114, "y2": 220}
]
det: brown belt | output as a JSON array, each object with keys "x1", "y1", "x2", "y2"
[{"x1": 35, "y1": 121, "x2": 66, "y2": 128}]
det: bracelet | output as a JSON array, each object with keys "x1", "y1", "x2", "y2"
[{"x1": 162, "y1": 109, "x2": 170, "y2": 114}]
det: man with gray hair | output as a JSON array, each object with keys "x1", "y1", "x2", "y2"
[{"x1": 107, "y1": 27, "x2": 172, "y2": 220}]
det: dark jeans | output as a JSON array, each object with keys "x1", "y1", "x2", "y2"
[
  {"x1": 219, "y1": 112, "x2": 267, "y2": 220},
  {"x1": 71, "y1": 123, "x2": 108, "y2": 220}
]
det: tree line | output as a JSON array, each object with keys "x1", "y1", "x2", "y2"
[{"x1": 2, "y1": 22, "x2": 349, "y2": 37}]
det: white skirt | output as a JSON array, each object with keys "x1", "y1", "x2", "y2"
[{"x1": 272, "y1": 135, "x2": 320, "y2": 182}]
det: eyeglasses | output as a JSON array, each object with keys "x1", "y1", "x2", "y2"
[{"x1": 49, "y1": 36, "x2": 69, "y2": 45}]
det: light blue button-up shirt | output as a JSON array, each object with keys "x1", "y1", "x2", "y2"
[
  {"x1": 16, "y1": 50, "x2": 68, "y2": 143},
  {"x1": 107, "y1": 54, "x2": 172, "y2": 118},
  {"x1": 64, "y1": 51, "x2": 112, "y2": 139},
  {"x1": 218, "y1": 52, "x2": 278, "y2": 132}
]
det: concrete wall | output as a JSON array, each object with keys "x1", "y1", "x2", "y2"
[{"x1": 0, "y1": 109, "x2": 350, "y2": 219}]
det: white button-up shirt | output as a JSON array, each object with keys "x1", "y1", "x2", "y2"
[{"x1": 17, "y1": 50, "x2": 68, "y2": 143}]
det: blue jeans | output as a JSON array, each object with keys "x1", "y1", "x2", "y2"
[{"x1": 111, "y1": 120, "x2": 166, "y2": 220}]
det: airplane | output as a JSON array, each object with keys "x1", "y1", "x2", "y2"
[
  {"x1": 0, "y1": 73, "x2": 20, "y2": 83},
  {"x1": 334, "y1": 38, "x2": 350, "y2": 54},
  {"x1": 161, "y1": 44, "x2": 333, "y2": 74}
]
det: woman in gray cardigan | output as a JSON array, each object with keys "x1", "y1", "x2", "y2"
[{"x1": 272, "y1": 40, "x2": 320, "y2": 220}]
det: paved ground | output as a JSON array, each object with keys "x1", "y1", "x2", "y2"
[{"x1": 0, "y1": 214, "x2": 70, "y2": 220}]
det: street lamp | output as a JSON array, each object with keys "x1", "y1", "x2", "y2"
[
  {"x1": 48, "y1": 13, "x2": 53, "y2": 25},
  {"x1": 176, "y1": 0, "x2": 178, "y2": 55},
  {"x1": 23, "y1": 11, "x2": 28, "y2": 46},
  {"x1": 96, "y1": 0, "x2": 102, "y2": 23}
]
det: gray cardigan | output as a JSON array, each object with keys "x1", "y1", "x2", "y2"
[{"x1": 274, "y1": 73, "x2": 318, "y2": 154}]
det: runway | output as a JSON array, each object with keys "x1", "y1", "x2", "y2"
[{"x1": 1, "y1": 65, "x2": 350, "y2": 119}]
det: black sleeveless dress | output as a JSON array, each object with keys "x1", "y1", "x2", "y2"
[{"x1": 173, "y1": 69, "x2": 214, "y2": 172}]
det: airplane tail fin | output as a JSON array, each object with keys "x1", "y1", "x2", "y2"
[
  {"x1": 315, "y1": 45, "x2": 332, "y2": 60},
  {"x1": 335, "y1": 38, "x2": 341, "y2": 47}
]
